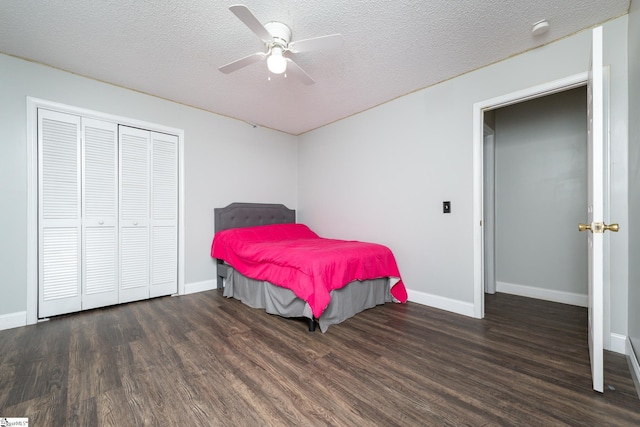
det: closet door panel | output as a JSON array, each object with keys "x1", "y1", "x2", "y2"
[
  {"x1": 41, "y1": 228, "x2": 80, "y2": 316},
  {"x1": 150, "y1": 225, "x2": 177, "y2": 297},
  {"x1": 38, "y1": 110, "x2": 82, "y2": 317},
  {"x1": 119, "y1": 126, "x2": 150, "y2": 303},
  {"x1": 150, "y1": 132, "x2": 178, "y2": 297},
  {"x1": 83, "y1": 227, "x2": 118, "y2": 307},
  {"x1": 119, "y1": 227, "x2": 150, "y2": 303},
  {"x1": 82, "y1": 118, "x2": 118, "y2": 310}
]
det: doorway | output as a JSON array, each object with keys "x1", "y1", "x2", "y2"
[
  {"x1": 483, "y1": 87, "x2": 588, "y2": 306},
  {"x1": 472, "y1": 72, "x2": 589, "y2": 319},
  {"x1": 473, "y1": 71, "x2": 611, "y2": 351}
]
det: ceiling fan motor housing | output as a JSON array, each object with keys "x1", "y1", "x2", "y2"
[{"x1": 264, "y1": 22, "x2": 292, "y2": 48}]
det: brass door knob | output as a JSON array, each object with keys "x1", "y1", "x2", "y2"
[
  {"x1": 578, "y1": 223, "x2": 591, "y2": 232},
  {"x1": 604, "y1": 223, "x2": 619, "y2": 232},
  {"x1": 578, "y1": 222, "x2": 620, "y2": 233}
]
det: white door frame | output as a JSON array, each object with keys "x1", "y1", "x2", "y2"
[
  {"x1": 26, "y1": 97, "x2": 186, "y2": 324},
  {"x1": 483, "y1": 125, "x2": 496, "y2": 294},
  {"x1": 472, "y1": 72, "x2": 589, "y2": 319}
]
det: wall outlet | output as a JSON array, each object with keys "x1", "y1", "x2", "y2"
[{"x1": 443, "y1": 201, "x2": 451, "y2": 213}]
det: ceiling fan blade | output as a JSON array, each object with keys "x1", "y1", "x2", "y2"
[
  {"x1": 219, "y1": 52, "x2": 266, "y2": 74},
  {"x1": 288, "y1": 34, "x2": 342, "y2": 53},
  {"x1": 285, "y1": 58, "x2": 315, "y2": 85},
  {"x1": 229, "y1": 5, "x2": 273, "y2": 43}
]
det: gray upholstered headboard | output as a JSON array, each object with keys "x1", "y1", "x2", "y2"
[
  {"x1": 214, "y1": 202, "x2": 296, "y2": 233},
  {"x1": 213, "y1": 202, "x2": 296, "y2": 289}
]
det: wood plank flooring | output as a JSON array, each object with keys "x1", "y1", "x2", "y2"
[{"x1": 1, "y1": 291, "x2": 639, "y2": 426}]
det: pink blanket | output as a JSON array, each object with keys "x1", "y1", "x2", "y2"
[{"x1": 211, "y1": 223, "x2": 407, "y2": 318}]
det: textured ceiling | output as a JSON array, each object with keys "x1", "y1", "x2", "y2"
[{"x1": 0, "y1": 1, "x2": 630, "y2": 135}]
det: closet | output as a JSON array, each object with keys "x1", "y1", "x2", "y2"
[{"x1": 38, "y1": 108, "x2": 178, "y2": 318}]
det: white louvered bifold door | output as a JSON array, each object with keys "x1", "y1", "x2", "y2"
[
  {"x1": 150, "y1": 132, "x2": 178, "y2": 297},
  {"x1": 82, "y1": 118, "x2": 119, "y2": 310},
  {"x1": 119, "y1": 126, "x2": 151, "y2": 303},
  {"x1": 38, "y1": 109, "x2": 82, "y2": 317}
]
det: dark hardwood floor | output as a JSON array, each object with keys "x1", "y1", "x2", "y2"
[{"x1": 0, "y1": 291, "x2": 638, "y2": 426}]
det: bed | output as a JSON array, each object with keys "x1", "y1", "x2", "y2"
[{"x1": 211, "y1": 202, "x2": 407, "y2": 332}]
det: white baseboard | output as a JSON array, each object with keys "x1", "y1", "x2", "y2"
[
  {"x1": 184, "y1": 279, "x2": 217, "y2": 295},
  {"x1": 8, "y1": 280, "x2": 216, "y2": 330},
  {"x1": 0, "y1": 311, "x2": 27, "y2": 331},
  {"x1": 3, "y1": 280, "x2": 215, "y2": 332},
  {"x1": 496, "y1": 281, "x2": 587, "y2": 307},
  {"x1": 407, "y1": 289, "x2": 475, "y2": 317},
  {"x1": 626, "y1": 338, "x2": 640, "y2": 399},
  {"x1": 609, "y1": 333, "x2": 626, "y2": 354},
  {"x1": 409, "y1": 288, "x2": 626, "y2": 354}
]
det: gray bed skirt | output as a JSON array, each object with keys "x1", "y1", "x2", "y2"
[{"x1": 223, "y1": 267, "x2": 392, "y2": 333}]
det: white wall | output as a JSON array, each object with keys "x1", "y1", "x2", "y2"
[
  {"x1": 0, "y1": 53, "x2": 297, "y2": 319},
  {"x1": 494, "y1": 87, "x2": 588, "y2": 301},
  {"x1": 606, "y1": 16, "x2": 630, "y2": 343},
  {"x1": 628, "y1": 0, "x2": 640, "y2": 361},
  {"x1": 298, "y1": 17, "x2": 629, "y2": 336}
]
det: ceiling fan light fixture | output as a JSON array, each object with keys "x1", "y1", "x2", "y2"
[
  {"x1": 221, "y1": 5, "x2": 334, "y2": 84},
  {"x1": 267, "y1": 46, "x2": 287, "y2": 74}
]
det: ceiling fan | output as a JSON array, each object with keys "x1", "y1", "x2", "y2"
[{"x1": 219, "y1": 4, "x2": 342, "y2": 85}]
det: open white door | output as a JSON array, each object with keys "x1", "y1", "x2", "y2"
[{"x1": 583, "y1": 26, "x2": 615, "y2": 394}]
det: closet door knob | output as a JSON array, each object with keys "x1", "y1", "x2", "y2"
[{"x1": 133, "y1": 221, "x2": 138, "y2": 226}]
